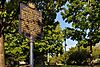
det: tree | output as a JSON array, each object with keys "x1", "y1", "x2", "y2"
[
  {"x1": 4, "y1": 20, "x2": 29, "y2": 66},
  {"x1": 0, "y1": 0, "x2": 66, "y2": 66},
  {"x1": 61, "y1": 0, "x2": 100, "y2": 66},
  {"x1": 34, "y1": 23, "x2": 64, "y2": 64},
  {"x1": 67, "y1": 49, "x2": 90, "y2": 65},
  {"x1": 0, "y1": 0, "x2": 6, "y2": 67},
  {"x1": 92, "y1": 43, "x2": 100, "y2": 59},
  {"x1": 63, "y1": 46, "x2": 90, "y2": 65}
]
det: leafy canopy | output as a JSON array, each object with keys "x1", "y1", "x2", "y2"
[
  {"x1": 2, "y1": 0, "x2": 66, "y2": 65},
  {"x1": 62, "y1": 0, "x2": 100, "y2": 47}
]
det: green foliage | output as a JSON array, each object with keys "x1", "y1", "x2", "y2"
[
  {"x1": 62, "y1": 0, "x2": 100, "y2": 47},
  {"x1": 92, "y1": 43, "x2": 100, "y2": 59},
  {"x1": 63, "y1": 44, "x2": 100, "y2": 65},
  {"x1": 47, "y1": 43, "x2": 99, "y2": 66},
  {"x1": 64, "y1": 46, "x2": 90, "y2": 65},
  {"x1": 49, "y1": 54, "x2": 64, "y2": 65},
  {"x1": 34, "y1": 23, "x2": 64, "y2": 64},
  {"x1": 4, "y1": 20, "x2": 29, "y2": 65},
  {"x1": 1, "y1": 0, "x2": 66, "y2": 66},
  {"x1": 35, "y1": 23, "x2": 64, "y2": 53},
  {"x1": 67, "y1": 50, "x2": 90, "y2": 65}
]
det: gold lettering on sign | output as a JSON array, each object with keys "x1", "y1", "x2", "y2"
[{"x1": 20, "y1": 3, "x2": 42, "y2": 38}]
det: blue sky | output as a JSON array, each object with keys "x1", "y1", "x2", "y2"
[{"x1": 55, "y1": 12, "x2": 78, "y2": 51}]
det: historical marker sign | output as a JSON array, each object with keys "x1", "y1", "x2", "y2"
[
  {"x1": 19, "y1": 2, "x2": 42, "y2": 67},
  {"x1": 19, "y1": 2, "x2": 42, "y2": 38}
]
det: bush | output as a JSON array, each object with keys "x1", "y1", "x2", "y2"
[
  {"x1": 49, "y1": 55, "x2": 64, "y2": 65},
  {"x1": 67, "y1": 50, "x2": 90, "y2": 65}
]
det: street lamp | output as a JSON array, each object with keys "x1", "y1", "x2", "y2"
[{"x1": 19, "y1": 2, "x2": 42, "y2": 67}]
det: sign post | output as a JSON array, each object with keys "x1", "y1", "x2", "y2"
[
  {"x1": 19, "y1": 2, "x2": 42, "y2": 67},
  {"x1": 30, "y1": 36, "x2": 33, "y2": 67}
]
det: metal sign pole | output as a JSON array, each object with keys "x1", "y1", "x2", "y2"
[
  {"x1": 19, "y1": 2, "x2": 42, "y2": 67},
  {"x1": 30, "y1": 36, "x2": 33, "y2": 67}
]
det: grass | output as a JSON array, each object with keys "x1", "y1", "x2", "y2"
[
  {"x1": 16, "y1": 64, "x2": 100, "y2": 67},
  {"x1": 34, "y1": 65, "x2": 100, "y2": 67}
]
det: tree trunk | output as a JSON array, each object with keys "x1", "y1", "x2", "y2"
[
  {"x1": 0, "y1": 0, "x2": 5, "y2": 67},
  {"x1": 0, "y1": 34, "x2": 5, "y2": 67}
]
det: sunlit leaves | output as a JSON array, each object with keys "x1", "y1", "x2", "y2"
[
  {"x1": 34, "y1": 23, "x2": 64, "y2": 55},
  {"x1": 2, "y1": 0, "x2": 66, "y2": 65},
  {"x1": 62, "y1": 0, "x2": 100, "y2": 47},
  {"x1": 4, "y1": 20, "x2": 29, "y2": 62}
]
